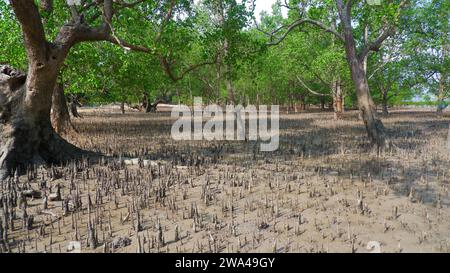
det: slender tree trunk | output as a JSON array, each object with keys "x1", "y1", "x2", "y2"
[
  {"x1": 332, "y1": 77, "x2": 344, "y2": 120},
  {"x1": 301, "y1": 95, "x2": 306, "y2": 110},
  {"x1": 436, "y1": 77, "x2": 446, "y2": 116},
  {"x1": 351, "y1": 62, "x2": 386, "y2": 146},
  {"x1": 51, "y1": 83, "x2": 76, "y2": 135},
  {"x1": 333, "y1": 96, "x2": 343, "y2": 119},
  {"x1": 256, "y1": 93, "x2": 260, "y2": 111},
  {"x1": 145, "y1": 98, "x2": 153, "y2": 113},
  {"x1": 214, "y1": 0, "x2": 235, "y2": 104},
  {"x1": 216, "y1": 54, "x2": 222, "y2": 103},
  {"x1": 330, "y1": 17, "x2": 344, "y2": 120},
  {"x1": 382, "y1": 102, "x2": 389, "y2": 115},
  {"x1": 437, "y1": 19, "x2": 449, "y2": 115},
  {"x1": 320, "y1": 97, "x2": 325, "y2": 110},
  {"x1": 225, "y1": 64, "x2": 235, "y2": 104},
  {"x1": 382, "y1": 88, "x2": 389, "y2": 115},
  {"x1": 120, "y1": 101, "x2": 125, "y2": 114},
  {"x1": 70, "y1": 97, "x2": 82, "y2": 118},
  {"x1": 338, "y1": 2, "x2": 387, "y2": 147},
  {"x1": 141, "y1": 92, "x2": 148, "y2": 112},
  {"x1": 146, "y1": 99, "x2": 163, "y2": 113},
  {"x1": 436, "y1": 50, "x2": 447, "y2": 115}
]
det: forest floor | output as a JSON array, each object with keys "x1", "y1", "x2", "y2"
[{"x1": 5, "y1": 107, "x2": 450, "y2": 253}]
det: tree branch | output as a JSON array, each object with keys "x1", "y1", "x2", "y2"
[
  {"x1": 155, "y1": 0, "x2": 176, "y2": 43},
  {"x1": 296, "y1": 76, "x2": 331, "y2": 97},
  {"x1": 358, "y1": 26, "x2": 395, "y2": 61},
  {"x1": 12, "y1": 0, "x2": 210, "y2": 85},
  {"x1": 358, "y1": 0, "x2": 408, "y2": 61},
  {"x1": 367, "y1": 54, "x2": 399, "y2": 80},
  {"x1": 267, "y1": 18, "x2": 344, "y2": 46},
  {"x1": 10, "y1": 0, "x2": 48, "y2": 61},
  {"x1": 160, "y1": 55, "x2": 218, "y2": 82}
]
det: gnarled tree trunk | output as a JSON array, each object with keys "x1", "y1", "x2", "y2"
[
  {"x1": 0, "y1": 65, "x2": 83, "y2": 180},
  {"x1": 3, "y1": 0, "x2": 200, "y2": 179},
  {"x1": 51, "y1": 83, "x2": 76, "y2": 135}
]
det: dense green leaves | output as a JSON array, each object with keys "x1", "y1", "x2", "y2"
[{"x1": 0, "y1": 0, "x2": 447, "y2": 108}]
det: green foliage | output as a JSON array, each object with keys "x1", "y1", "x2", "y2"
[
  {"x1": 0, "y1": 0, "x2": 446, "y2": 109},
  {"x1": 0, "y1": 1, "x2": 26, "y2": 69}
]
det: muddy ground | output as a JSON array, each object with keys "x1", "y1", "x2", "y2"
[{"x1": 3, "y1": 107, "x2": 450, "y2": 253}]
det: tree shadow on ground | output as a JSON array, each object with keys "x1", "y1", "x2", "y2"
[{"x1": 71, "y1": 110, "x2": 449, "y2": 205}]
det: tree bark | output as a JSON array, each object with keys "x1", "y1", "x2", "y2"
[
  {"x1": 337, "y1": 0, "x2": 387, "y2": 147},
  {"x1": 70, "y1": 96, "x2": 82, "y2": 118},
  {"x1": 216, "y1": 54, "x2": 222, "y2": 103},
  {"x1": 332, "y1": 78, "x2": 344, "y2": 120},
  {"x1": 1, "y1": 66, "x2": 84, "y2": 180},
  {"x1": 141, "y1": 92, "x2": 149, "y2": 112},
  {"x1": 381, "y1": 88, "x2": 389, "y2": 115},
  {"x1": 51, "y1": 83, "x2": 76, "y2": 135},
  {"x1": 146, "y1": 99, "x2": 164, "y2": 113},
  {"x1": 4, "y1": 0, "x2": 190, "y2": 178},
  {"x1": 225, "y1": 63, "x2": 235, "y2": 104},
  {"x1": 436, "y1": 64, "x2": 447, "y2": 116},
  {"x1": 331, "y1": 16, "x2": 344, "y2": 120},
  {"x1": 437, "y1": 98, "x2": 444, "y2": 116},
  {"x1": 437, "y1": 21, "x2": 448, "y2": 115},
  {"x1": 214, "y1": 0, "x2": 235, "y2": 104},
  {"x1": 382, "y1": 102, "x2": 389, "y2": 115},
  {"x1": 120, "y1": 101, "x2": 125, "y2": 114},
  {"x1": 349, "y1": 62, "x2": 386, "y2": 147}
]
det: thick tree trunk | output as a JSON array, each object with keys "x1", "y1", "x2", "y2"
[
  {"x1": 0, "y1": 66, "x2": 84, "y2": 180},
  {"x1": 51, "y1": 83, "x2": 76, "y2": 135}
]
